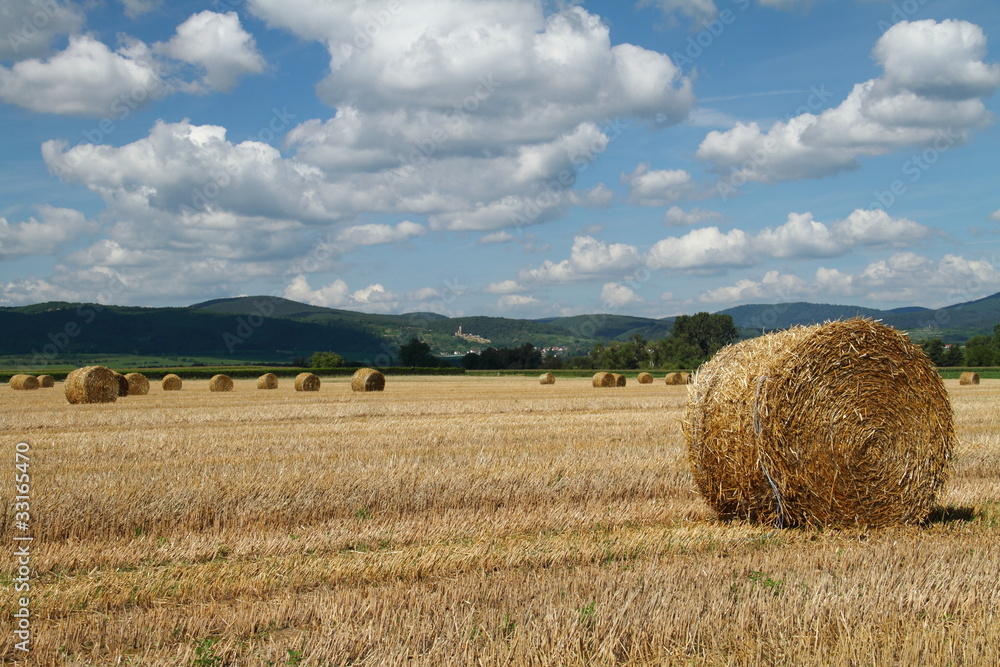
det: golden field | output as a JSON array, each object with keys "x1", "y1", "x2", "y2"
[{"x1": 1, "y1": 375, "x2": 998, "y2": 666}]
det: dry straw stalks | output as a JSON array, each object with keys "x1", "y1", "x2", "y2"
[
  {"x1": 684, "y1": 318, "x2": 954, "y2": 528},
  {"x1": 257, "y1": 373, "x2": 279, "y2": 390},
  {"x1": 64, "y1": 366, "x2": 119, "y2": 404},
  {"x1": 209, "y1": 374, "x2": 234, "y2": 392},
  {"x1": 125, "y1": 373, "x2": 149, "y2": 395},
  {"x1": 351, "y1": 368, "x2": 385, "y2": 392},
  {"x1": 295, "y1": 372, "x2": 321, "y2": 391},
  {"x1": 161, "y1": 374, "x2": 182, "y2": 391}
]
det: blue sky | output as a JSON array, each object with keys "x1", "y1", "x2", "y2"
[{"x1": 1, "y1": 0, "x2": 999, "y2": 318}]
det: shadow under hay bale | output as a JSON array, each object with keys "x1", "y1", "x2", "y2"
[
  {"x1": 161, "y1": 374, "x2": 182, "y2": 391},
  {"x1": 65, "y1": 366, "x2": 119, "y2": 404},
  {"x1": 637, "y1": 372, "x2": 653, "y2": 384},
  {"x1": 351, "y1": 368, "x2": 385, "y2": 392},
  {"x1": 209, "y1": 374, "x2": 234, "y2": 392},
  {"x1": 125, "y1": 373, "x2": 149, "y2": 396},
  {"x1": 36, "y1": 375, "x2": 55, "y2": 388},
  {"x1": 10, "y1": 374, "x2": 39, "y2": 390},
  {"x1": 539, "y1": 372, "x2": 555, "y2": 385},
  {"x1": 257, "y1": 373, "x2": 278, "y2": 389},
  {"x1": 592, "y1": 372, "x2": 615, "y2": 388},
  {"x1": 613, "y1": 373, "x2": 626, "y2": 387},
  {"x1": 295, "y1": 372, "x2": 321, "y2": 392},
  {"x1": 684, "y1": 318, "x2": 954, "y2": 528},
  {"x1": 959, "y1": 371, "x2": 980, "y2": 385}
]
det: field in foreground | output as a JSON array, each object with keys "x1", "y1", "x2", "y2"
[{"x1": 1, "y1": 376, "x2": 998, "y2": 666}]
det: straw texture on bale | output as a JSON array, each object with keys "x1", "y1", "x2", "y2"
[
  {"x1": 959, "y1": 372, "x2": 980, "y2": 385},
  {"x1": 539, "y1": 372, "x2": 556, "y2": 385},
  {"x1": 613, "y1": 373, "x2": 627, "y2": 387},
  {"x1": 65, "y1": 366, "x2": 119, "y2": 404},
  {"x1": 125, "y1": 373, "x2": 149, "y2": 395},
  {"x1": 351, "y1": 368, "x2": 385, "y2": 392},
  {"x1": 209, "y1": 374, "x2": 234, "y2": 392},
  {"x1": 161, "y1": 374, "x2": 182, "y2": 391},
  {"x1": 294, "y1": 372, "x2": 321, "y2": 392},
  {"x1": 592, "y1": 372, "x2": 615, "y2": 388},
  {"x1": 257, "y1": 373, "x2": 278, "y2": 389},
  {"x1": 637, "y1": 372, "x2": 653, "y2": 384},
  {"x1": 684, "y1": 318, "x2": 954, "y2": 528},
  {"x1": 36, "y1": 374, "x2": 55, "y2": 388},
  {"x1": 10, "y1": 374, "x2": 39, "y2": 390},
  {"x1": 113, "y1": 373, "x2": 129, "y2": 397}
]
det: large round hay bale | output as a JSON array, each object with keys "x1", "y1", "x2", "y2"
[
  {"x1": 209, "y1": 374, "x2": 234, "y2": 392},
  {"x1": 10, "y1": 374, "x2": 39, "y2": 390},
  {"x1": 664, "y1": 372, "x2": 685, "y2": 385},
  {"x1": 539, "y1": 372, "x2": 555, "y2": 385},
  {"x1": 351, "y1": 368, "x2": 385, "y2": 392},
  {"x1": 257, "y1": 373, "x2": 278, "y2": 389},
  {"x1": 36, "y1": 375, "x2": 55, "y2": 388},
  {"x1": 680, "y1": 372, "x2": 692, "y2": 384},
  {"x1": 112, "y1": 372, "x2": 129, "y2": 397},
  {"x1": 592, "y1": 372, "x2": 615, "y2": 388},
  {"x1": 65, "y1": 366, "x2": 119, "y2": 404},
  {"x1": 637, "y1": 372, "x2": 653, "y2": 384},
  {"x1": 125, "y1": 373, "x2": 149, "y2": 395},
  {"x1": 295, "y1": 372, "x2": 321, "y2": 392},
  {"x1": 684, "y1": 318, "x2": 954, "y2": 528},
  {"x1": 959, "y1": 372, "x2": 980, "y2": 385},
  {"x1": 162, "y1": 374, "x2": 182, "y2": 391},
  {"x1": 613, "y1": 373, "x2": 626, "y2": 387}
]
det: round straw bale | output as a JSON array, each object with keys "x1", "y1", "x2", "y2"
[
  {"x1": 257, "y1": 372, "x2": 278, "y2": 389},
  {"x1": 351, "y1": 368, "x2": 385, "y2": 392},
  {"x1": 539, "y1": 372, "x2": 556, "y2": 385},
  {"x1": 112, "y1": 372, "x2": 129, "y2": 397},
  {"x1": 125, "y1": 373, "x2": 149, "y2": 395},
  {"x1": 294, "y1": 372, "x2": 321, "y2": 391},
  {"x1": 664, "y1": 372, "x2": 685, "y2": 385},
  {"x1": 637, "y1": 372, "x2": 654, "y2": 384},
  {"x1": 65, "y1": 366, "x2": 118, "y2": 404},
  {"x1": 592, "y1": 372, "x2": 615, "y2": 388},
  {"x1": 959, "y1": 371, "x2": 980, "y2": 385},
  {"x1": 161, "y1": 374, "x2": 182, "y2": 391},
  {"x1": 684, "y1": 318, "x2": 954, "y2": 528},
  {"x1": 680, "y1": 372, "x2": 692, "y2": 384},
  {"x1": 209, "y1": 374, "x2": 234, "y2": 392},
  {"x1": 10, "y1": 374, "x2": 39, "y2": 390},
  {"x1": 613, "y1": 373, "x2": 626, "y2": 387},
  {"x1": 36, "y1": 374, "x2": 55, "y2": 388}
]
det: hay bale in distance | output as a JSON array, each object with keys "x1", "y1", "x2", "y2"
[
  {"x1": 351, "y1": 368, "x2": 385, "y2": 392},
  {"x1": 295, "y1": 372, "x2": 321, "y2": 392},
  {"x1": 10, "y1": 374, "x2": 39, "y2": 390},
  {"x1": 161, "y1": 374, "x2": 182, "y2": 391},
  {"x1": 592, "y1": 372, "x2": 615, "y2": 388},
  {"x1": 684, "y1": 318, "x2": 954, "y2": 528},
  {"x1": 125, "y1": 373, "x2": 149, "y2": 395},
  {"x1": 113, "y1": 372, "x2": 129, "y2": 397},
  {"x1": 637, "y1": 372, "x2": 654, "y2": 384},
  {"x1": 680, "y1": 372, "x2": 692, "y2": 384},
  {"x1": 613, "y1": 373, "x2": 626, "y2": 387},
  {"x1": 36, "y1": 375, "x2": 55, "y2": 388},
  {"x1": 664, "y1": 372, "x2": 686, "y2": 385},
  {"x1": 209, "y1": 374, "x2": 234, "y2": 392},
  {"x1": 959, "y1": 372, "x2": 980, "y2": 385},
  {"x1": 257, "y1": 373, "x2": 278, "y2": 390},
  {"x1": 539, "y1": 372, "x2": 555, "y2": 385},
  {"x1": 65, "y1": 366, "x2": 119, "y2": 404}
]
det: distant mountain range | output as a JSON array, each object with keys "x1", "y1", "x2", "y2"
[{"x1": 3, "y1": 291, "x2": 999, "y2": 364}]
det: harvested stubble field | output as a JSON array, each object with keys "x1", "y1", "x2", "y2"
[{"x1": 1, "y1": 376, "x2": 998, "y2": 666}]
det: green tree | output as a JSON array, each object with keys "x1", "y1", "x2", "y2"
[
  {"x1": 671, "y1": 312, "x2": 739, "y2": 356},
  {"x1": 399, "y1": 338, "x2": 438, "y2": 367},
  {"x1": 941, "y1": 345, "x2": 964, "y2": 367},
  {"x1": 650, "y1": 336, "x2": 703, "y2": 370},
  {"x1": 920, "y1": 338, "x2": 945, "y2": 366},
  {"x1": 964, "y1": 335, "x2": 995, "y2": 367},
  {"x1": 309, "y1": 351, "x2": 345, "y2": 367}
]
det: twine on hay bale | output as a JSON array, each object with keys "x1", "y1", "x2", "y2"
[
  {"x1": 295, "y1": 372, "x2": 321, "y2": 392},
  {"x1": 209, "y1": 374, "x2": 234, "y2": 392},
  {"x1": 36, "y1": 375, "x2": 55, "y2": 388},
  {"x1": 613, "y1": 373, "x2": 627, "y2": 387},
  {"x1": 125, "y1": 373, "x2": 149, "y2": 395},
  {"x1": 592, "y1": 372, "x2": 615, "y2": 388},
  {"x1": 10, "y1": 374, "x2": 39, "y2": 390},
  {"x1": 539, "y1": 372, "x2": 555, "y2": 385},
  {"x1": 351, "y1": 368, "x2": 385, "y2": 392},
  {"x1": 684, "y1": 318, "x2": 954, "y2": 528},
  {"x1": 161, "y1": 374, "x2": 182, "y2": 391},
  {"x1": 65, "y1": 366, "x2": 119, "y2": 404},
  {"x1": 637, "y1": 372, "x2": 654, "y2": 384},
  {"x1": 959, "y1": 372, "x2": 980, "y2": 385},
  {"x1": 113, "y1": 372, "x2": 129, "y2": 397},
  {"x1": 257, "y1": 373, "x2": 278, "y2": 389}
]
